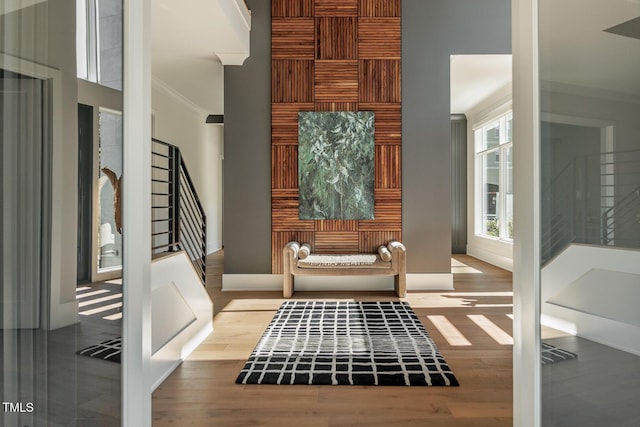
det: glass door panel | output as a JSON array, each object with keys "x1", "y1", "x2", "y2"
[
  {"x1": 539, "y1": 1, "x2": 640, "y2": 425},
  {"x1": 2, "y1": 1, "x2": 123, "y2": 424}
]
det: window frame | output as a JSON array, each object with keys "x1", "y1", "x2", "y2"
[
  {"x1": 474, "y1": 111, "x2": 514, "y2": 242},
  {"x1": 77, "y1": 0, "x2": 122, "y2": 90}
]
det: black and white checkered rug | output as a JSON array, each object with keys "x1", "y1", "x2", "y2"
[
  {"x1": 236, "y1": 301, "x2": 459, "y2": 386},
  {"x1": 541, "y1": 342, "x2": 578, "y2": 365},
  {"x1": 77, "y1": 337, "x2": 122, "y2": 363}
]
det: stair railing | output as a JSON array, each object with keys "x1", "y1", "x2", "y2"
[
  {"x1": 151, "y1": 139, "x2": 207, "y2": 286},
  {"x1": 542, "y1": 148, "x2": 640, "y2": 265},
  {"x1": 601, "y1": 184, "x2": 640, "y2": 247}
]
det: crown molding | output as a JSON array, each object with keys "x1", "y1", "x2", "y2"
[{"x1": 151, "y1": 75, "x2": 209, "y2": 120}]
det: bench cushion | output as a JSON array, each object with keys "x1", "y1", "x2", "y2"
[{"x1": 297, "y1": 254, "x2": 391, "y2": 269}]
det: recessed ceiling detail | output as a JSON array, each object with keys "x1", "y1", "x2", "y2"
[{"x1": 604, "y1": 16, "x2": 640, "y2": 40}]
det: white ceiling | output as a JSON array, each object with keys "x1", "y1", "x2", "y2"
[
  {"x1": 539, "y1": 0, "x2": 640, "y2": 97},
  {"x1": 151, "y1": 0, "x2": 250, "y2": 115},
  {"x1": 5, "y1": 0, "x2": 639, "y2": 116},
  {"x1": 450, "y1": 55, "x2": 512, "y2": 115},
  {"x1": 451, "y1": 0, "x2": 640, "y2": 115}
]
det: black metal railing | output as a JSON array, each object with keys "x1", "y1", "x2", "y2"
[
  {"x1": 602, "y1": 184, "x2": 640, "y2": 247},
  {"x1": 151, "y1": 139, "x2": 207, "y2": 285},
  {"x1": 541, "y1": 148, "x2": 640, "y2": 265},
  {"x1": 541, "y1": 161, "x2": 576, "y2": 264}
]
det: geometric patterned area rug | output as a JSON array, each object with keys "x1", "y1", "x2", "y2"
[
  {"x1": 541, "y1": 342, "x2": 578, "y2": 365},
  {"x1": 77, "y1": 337, "x2": 122, "y2": 363},
  {"x1": 236, "y1": 301, "x2": 459, "y2": 386}
]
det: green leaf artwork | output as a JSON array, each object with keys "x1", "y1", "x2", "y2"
[{"x1": 298, "y1": 111, "x2": 375, "y2": 220}]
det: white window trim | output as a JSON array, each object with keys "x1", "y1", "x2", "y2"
[
  {"x1": 467, "y1": 97, "x2": 514, "y2": 272},
  {"x1": 473, "y1": 111, "x2": 514, "y2": 242}
]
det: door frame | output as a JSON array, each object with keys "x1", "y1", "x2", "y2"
[
  {"x1": 0, "y1": 52, "x2": 76, "y2": 330},
  {"x1": 77, "y1": 103, "x2": 94, "y2": 284}
]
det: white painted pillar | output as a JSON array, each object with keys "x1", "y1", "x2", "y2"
[
  {"x1": 512, "y1": 0, "x2": 541, "y2": 426},
  {"x1": 122, "y1": 0, "x2": 152, "y2": 425}
]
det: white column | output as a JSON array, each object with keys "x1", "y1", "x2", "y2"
[
  {"x1": 512, "y1": 0, "x2": 541, "y2": 426},
  {"x1": 122, "y1": 0, "x2": 152, "y2": 425}
]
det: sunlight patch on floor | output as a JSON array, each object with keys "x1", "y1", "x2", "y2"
[
  {"x1": 79, "y1": 302, "x2": 122, "y2": 316},
  {"x1": 451, "y1": 258, "x2": 482, "y2": 274},
  {"x1": 103, "y1": 312, "x2": 123, "y2": 321},
  {"x1": 76, "y1": 285, "x2": 123, "y2": 320},
  {"x1": 427, "y1": 315, "x2": 472, "y2": 346},
  {"x1": 407, "y1": 291, "x2": 513, "y2": 309},
  {"x1": 76, "y1": 289, "x2": 110, "y2": 299},
  {"x1": 468, "y1": 315, "x2": 513, "y2": 345},
  {"x1": 78, "y1": 293, "x2": 123, "y2": 307}
]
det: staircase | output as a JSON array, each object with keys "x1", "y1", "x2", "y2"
[
  {"x1": 541, "y1": 148, "x2": 640, "y2": 264},
  {"x1": 149, "y1": 139, "x2": 213, "y2": 390},
  {"x1": 151, "y1": 139, "x2": 207, "y2": 285}
]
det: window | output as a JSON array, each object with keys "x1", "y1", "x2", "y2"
[
  {"x1": 475, "y1": 112, "x2": 513, "y2": 241},
  {"x1": 98, "y1": 108, "x2": 123, "y2": 273},
  {"x1": 76, "y1": 0, "x2": 123, "y2": 90}
]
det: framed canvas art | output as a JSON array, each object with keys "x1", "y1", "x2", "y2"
[{"x1": 298, "y1": 111, "x2": 375, "y2": 220}]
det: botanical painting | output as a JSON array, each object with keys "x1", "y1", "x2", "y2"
[{"x1": 298, "y1": 111, "x2": 375, "y2": 220}]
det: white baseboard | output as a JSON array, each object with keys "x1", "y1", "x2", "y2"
[
  {"x1": 542, "y1": 308, "x2": 640, "y2": 356},
  {"x1": 406, "y1": 273, "x2": 454, "y2": 290},
  {"x1": 222, "y1": 273, "x2": 454, "y2": 292},
  {"x1": 207, "y1": 240, "x2": 222, "y2": 255},
  {"x1": 49, "y1": 300, "x2": 78, "y2": 330},
  {"x1": 467, "y1": 246, "x2": 513, "y2": 272}
]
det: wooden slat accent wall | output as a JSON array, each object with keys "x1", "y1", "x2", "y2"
[{"x1": 272, "y1": 0, "x2": 401, "y2": 273}]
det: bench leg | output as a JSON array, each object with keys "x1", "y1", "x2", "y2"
[
  {"x1": 283, "y1": 274, "x2": 294, "y2": 298},
  {"x1": 394, "y1": 274, "x2": 406, "y2": 298}
]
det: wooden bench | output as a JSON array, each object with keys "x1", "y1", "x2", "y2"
[{"x1": 282, "y1": 241, "x2": 406, "y2": 298}]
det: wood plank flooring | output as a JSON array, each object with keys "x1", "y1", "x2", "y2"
[{"x1": 152, "y1": 253, "x2": 514, "y2": 426}]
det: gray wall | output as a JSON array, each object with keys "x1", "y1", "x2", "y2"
[
  {"x1": 402, "y1": 0, "x2": 511, "y2": 272},
  {"x1": 224, "y1": 0, "x2": 511, "y2": 274},
  {"x1": 223, "y1": 0, "x2": 271, "y2": 273}
]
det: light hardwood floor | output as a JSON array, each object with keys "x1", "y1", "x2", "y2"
[{"x1": 152, "y1": 253, "x2": 514, "y2": 426}]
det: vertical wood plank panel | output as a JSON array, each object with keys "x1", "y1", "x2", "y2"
[
  {"x1": 375, "y1": 144, "x2": 401, "y2": 188},
  {"x1": 271, "y1": 145, "x2": 299, "y2": 189},
  {"x1": 359, "y1": 0, "x2": 401, "y2": 17},
  {"x1": 272, "y1": 0, "x2": 401, "y2": 271},
  {"x1": 317, "y1": 17, "x2": 358, "y2": 60},
  {"x1": 315, "y1": 219, "x2": 359, "y2": 232},
  {"x1": 315, "y1": 102, "x2": 358, "y2": 111},
  {"x1": 359, "y1": 59, "x2": 401, "y2": 103},
  {"x1": 272, "y1": 60, "x2": 314, "y2": 103}
]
